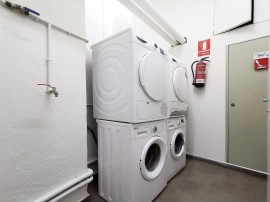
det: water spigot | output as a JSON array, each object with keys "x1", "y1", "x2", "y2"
[
  {"x1": 37, "y1": 84, "x2": 59, "y2": 97},
  {"x1": 48, "y1": 87, "x2": 59, "y2": 97}
]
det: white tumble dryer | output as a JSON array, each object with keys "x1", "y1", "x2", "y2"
[
  {"x1": 91, "y1": 28, "x2": 170, "y2": 123},
  {"x1": 168, "y1": 56, "x2": 189, "y2": 117},
  {"x1": 97, "y1": 119, "x2": 167, "y2": 202},
  {"x1": 166, "y1": 116, "x2": 186, "y2": 181}
]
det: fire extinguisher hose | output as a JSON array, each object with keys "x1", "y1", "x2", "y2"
[
  {"x1": 191, "y1": 60, "x2": 199, "y2": 84},
  {"x1": 201, "y1": 57, "x2": 210, "y2": 62}
]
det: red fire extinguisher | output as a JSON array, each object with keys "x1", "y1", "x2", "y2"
[{"x1": 191, "y1": 57, "x2": 210, "y2": 88}]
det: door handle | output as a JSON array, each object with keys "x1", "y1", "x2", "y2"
[{"x1": 263, "y1": 99, "x2": 270, "y2": 102}]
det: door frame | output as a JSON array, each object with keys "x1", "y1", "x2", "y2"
[{"x1": 225, "y1": 36, "x2": 270, "y2": 163}]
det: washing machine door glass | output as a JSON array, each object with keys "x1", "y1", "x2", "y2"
[
  {"x1": 170, "y1": 129, "x2": 185, "y2": 160},
  {"x1": 173, "y1": 66, "x2": 188, "y2": 102},
  {"x1": 140, "y1": 136, "x2": 166, "y2": 181},
  {"x1": 139, "y1": 52, "x2": 168, "y2": 101}
]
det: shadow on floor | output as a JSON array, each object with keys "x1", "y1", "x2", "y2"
[{"x1": 83, "y1": 157, "x2": 267, "y2": 202}]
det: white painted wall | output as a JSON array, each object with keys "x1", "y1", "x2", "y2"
[
  {"x1": 152, "y1": 0, "x2": 270, "y2": 162},
  {"x1": 152, "y1": 0, "x2": 270, "y2": 42},
  {"x1": 254, "y1": 0, "x2": 270, "y2": 23},
  {"x1": 9, "y1": 0, "x2": 85, "y2": 36},
  {"x1": 151, "y1": 0, "x2": 214, "y2": 43},
  {"x1": 175, "y1": 22, "x2": 269, "y2": 161},
  {"x1": 0, "y1": 1, "x2": 88, "y2": 201}
]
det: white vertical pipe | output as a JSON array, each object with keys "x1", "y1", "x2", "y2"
[
  {"x1": 133, "y1": 0, "x2": 187, "y2": 45},
  {"x1": 49, "y1": 177, "x2": 93, "y2": 202},
  {"x1": 118, "y1": 0, "x2": 178, "y2": 46},
  {"x1": 47, "y1": 23, "x2": 52, "y2": 91}
]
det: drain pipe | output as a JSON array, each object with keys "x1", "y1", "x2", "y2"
[
  {"x1": 36, "y1": 169, "x2": 93, "y2": 202},
  {"x1": 37, "y1": 24, "x2": 57, "y2": 96},
  {"x1": 133, "y1": 0, "x2": 187, "y2": 45},
  {"x1": 118, "y1": 0, "x2": 178, "y2": 46},
  {"x1": 49, "y1": 177, "x2": 93, "y2": 202}
]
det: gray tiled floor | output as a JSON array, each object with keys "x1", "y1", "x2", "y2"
[{"x1": 84, "y1": 157, "x2": 267, "y2": 202}]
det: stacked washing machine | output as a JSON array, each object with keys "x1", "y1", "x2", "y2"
[
  {"x1": 91, "y1": 28, "x2": 188, "y2": 202},
  {"x1": 166, "y1": 55, "x2": 189, "y2": 181}
]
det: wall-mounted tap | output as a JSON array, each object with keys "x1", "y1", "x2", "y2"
[
  {"x1": 48, "y1": 86, "x2": 59, "y2": 97},
  {"x1": 37, "y1": 84, "x2": 59, "y2": 97}
]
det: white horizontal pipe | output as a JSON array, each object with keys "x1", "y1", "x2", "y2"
[
  {"x1": 133, "y1": 0, "x2": 187, "y2": 45},
  {"x1": 49, "y1": 23, "x2": 88, "y2": 43},
  {"x1": 118, "y1": 0, "x2": 178, "y2": 46},
  {"x1": 36, "y1": 169, "x2": 93, "y2": 202},
  {"x1": 49, "y1": 177, "x2": 93, "y2": 202},
  {"x1": 0, "y1": 0, "x2": 88, "y2": 43}
]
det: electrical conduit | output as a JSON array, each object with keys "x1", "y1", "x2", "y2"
[
  {"x1": 49, "y1": 177, "x2": 93, "y2": 202},
  {"x1": 36, "y1": 169, "x2": 93, "y2": 202}
]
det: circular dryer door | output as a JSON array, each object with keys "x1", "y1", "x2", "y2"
[
  {"x1": 139, "y1": 52, "x2": 168, "y2": 101},
  {"x1": 170, "y1": 129, "x2": 185, "y2": 160},
  {"x1": 140, "y1": 136, "x2": 167, "y2": 181},
  {"x1": 173, "y1": 66, "x2": 189, "y2": 102}
]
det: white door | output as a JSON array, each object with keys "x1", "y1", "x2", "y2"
[
  {"x1": 170, "y1": 129, "x2": 185, "y2": 160},
  {"x1": 140, "y1": 136, "x2": 166, "y2": 181},
  {"x1": 139, "y1": 52, "x2": 168, "y2": 101},
  {"x1": 172, "y1": 66, "x2": 189, "y2": 102}
]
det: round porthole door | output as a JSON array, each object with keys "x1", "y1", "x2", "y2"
[
  {"x1": 140, "y1": 136, "x2": 167, "y2": 181},
  {"x1": 173, "y1": 66, "x2": 189, "y2": 102},
  {"x1": 139, "y1": 52, "x2": 168, "y2": 101},
  {"x1": 170, "y1": 129, "x2": 185, "y2": 160}
]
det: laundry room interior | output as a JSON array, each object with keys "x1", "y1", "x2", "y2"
[{"x1": 0, "y1": 0, "x2": 270, "y2": 201}]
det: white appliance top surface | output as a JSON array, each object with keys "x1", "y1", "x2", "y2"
[{"x1": 91, "y1": 27, "x2": 132, "y2": 48}]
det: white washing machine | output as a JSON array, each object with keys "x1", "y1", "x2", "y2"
[
  {"x1": 91, "y1": 28, "x2": 170, "y2": 123},
  {"x1": 166, "y1": 116, "x2": 186, "y2": 181},
  {"x1": 97, "y1": 119, "x2": 167, "y2": 202},
  {"x1": 168, "y1": 56, "x2": 189, "y2": 117}
]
